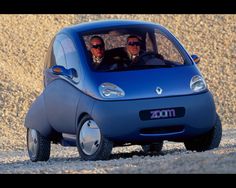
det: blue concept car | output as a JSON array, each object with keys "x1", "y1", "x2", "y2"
[{"x1": 25, "y1": 20, "x2": 222, "y2": 161}]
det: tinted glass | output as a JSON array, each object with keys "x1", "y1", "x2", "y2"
[
  {"x1": 53, "y1": 40, "x2": 67, "y2": 67},
  {"x1": 81, "y1": 25, "x2": 189, "y2": 72},
  {"x1": 60, "y1": 35, "x2": 80, "y2": 82}
]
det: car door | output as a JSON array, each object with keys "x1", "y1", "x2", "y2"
[{"x1": 43, "y1": 34, "x2": 81, "y2": 134}]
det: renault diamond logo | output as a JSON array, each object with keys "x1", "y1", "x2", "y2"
[{"x1": 156, "y1": 87, "x2": 163, "y2": 95}]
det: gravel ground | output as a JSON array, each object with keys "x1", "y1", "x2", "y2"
[
  {"x1": 0, "y1": 15, "x2": 235, "y2": 173},
  {"x1": 0, "y1": 128, "x2": 235, "y2": 174}
]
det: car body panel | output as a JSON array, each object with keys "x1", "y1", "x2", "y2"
[
  {"x1": 25, "y1": 93, "x2": 52, "y2": 138},
  {"x1": 84, "y1": 64, "x2": 203, "y2": 100},
  {"x1": 92, "y1": 91, "x2": 216, "y2": 143},
  {"x1": 43, "y1": 79, "x2": 81, "y2": 134}
]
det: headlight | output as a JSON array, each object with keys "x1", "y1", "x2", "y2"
[
  {"x1": 190, "y1": 75, "x2": 207, "y2": 92},
  {"x1": 99, "y1": 82, "x2": 125, "y2": 98}
]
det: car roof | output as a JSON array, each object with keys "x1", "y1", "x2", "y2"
[{"x1": 60, "y1": 19, "x2": 161, "y2": 34}]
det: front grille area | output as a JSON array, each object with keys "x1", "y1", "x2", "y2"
[
  {"x1": 139, "y1": 107, "x2": 185, "y2": 121},
  {"x1": 140, "y1": 125, "x2": 184, "y2": 135}
]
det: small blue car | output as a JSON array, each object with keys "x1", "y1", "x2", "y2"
[{"x1": 25, "y1": 20, "x2": 222, "y2": 161}]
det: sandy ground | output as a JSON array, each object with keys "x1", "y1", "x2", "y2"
[
  {"x1": 0, "y1": 128, "x2": 235, "y2": 174},
  {"x1": 0, "y1": 15, "x2": 235, "y2": 173}
]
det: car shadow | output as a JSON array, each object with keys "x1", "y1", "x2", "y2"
[{"x1": 109, "y1": 148, "x2": 186, "y2": 160}]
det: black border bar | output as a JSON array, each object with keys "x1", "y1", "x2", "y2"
[{"x1": 1, "y1": 0, "x2": 236, "y2": 13}]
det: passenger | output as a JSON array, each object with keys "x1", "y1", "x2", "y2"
[{"x1": 89, "y1": 36, "x2": 111, "y2": 71}]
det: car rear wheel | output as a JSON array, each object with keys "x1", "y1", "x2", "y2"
[
  {"x1": 184, "y1": 113, "x2": 222, "y2": 152},
  {"x1": 142, "y1": 141, "x2": 163, "y2": 154},
  {"x1": 27, "y1": 128, "x2": 51, "y2": 162},
  {"x1": 76, "y1": 115, "x2": 113, "y2": 161}
]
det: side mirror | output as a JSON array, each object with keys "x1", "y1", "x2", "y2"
[
  {"x1": 191, "y1": 54, "x2": 200, "y2": 64},
  {"x1": 51, "y1": 65, "x2": 77, "y2": 79}
]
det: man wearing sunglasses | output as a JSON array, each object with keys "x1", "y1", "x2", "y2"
[
  {"x1": 111, "y1": 35, "x2": 143, "y2": 67},
  {"x1": 89, "y1": 36, "x2": 111, "y2": 70},
  {"x1": 126, "y1": 35, "x2": 142, "y2": 63},
  {"x1": 106, "y1": 35, "x2": 143, "y2": 70}
]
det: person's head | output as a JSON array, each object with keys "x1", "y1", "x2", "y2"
[
  {"x1": 126, "y1": 35, "x2": 141, "y2": 56},
  {"x1": 90, "y1": 36, "x2": 105, "y2": 58}
]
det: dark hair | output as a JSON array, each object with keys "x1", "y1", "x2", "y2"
[
  {"x1": 90, "y1": 35, "x2": 105, "y2": 46},
  {"x1": 126, "y1": 35, "x2": 141, "y2": 43}
]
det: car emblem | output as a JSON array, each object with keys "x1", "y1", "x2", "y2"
[{"x1": 156, "y1": 87, "x2": 163, "y2": 95}]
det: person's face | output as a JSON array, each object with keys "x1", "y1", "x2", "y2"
[
  {"x1": 90, "y1": 38, "x2": 105, "y2": 58},
  {"x1": 127, "y1": 37, "x2": 140, "y2": 56}
]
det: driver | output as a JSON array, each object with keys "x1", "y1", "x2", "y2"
[
  {"x1": 109, "y1": 35, "x2": 143, "y2": 69},
  {"x1": 105, "y1": 35, "x2": 144, "y2": 70},
  {"x1": 126, "y1": 35, "x2": 142, "y2": 64},
  {"x1": 125, "y1": 35, "x2": 164, "y2": 66}
]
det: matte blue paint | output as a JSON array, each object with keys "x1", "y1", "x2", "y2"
[
  {"x1": 86, "y1": 64, "x2": 203, "y2": 100},
  {"x1": 91, "y1": 91, "x2": 216, "y2": 142},
  {"x1": 25, "y1": 20, "x2": 218, "y2": 148}
]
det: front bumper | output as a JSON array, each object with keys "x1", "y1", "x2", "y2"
[{"x1": 91, "y1": 91, "x2": 216, "y2": 143}]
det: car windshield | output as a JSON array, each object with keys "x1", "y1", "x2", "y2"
[{"x1": 81, "y1": 25, "x2": 191, "y2": 72}]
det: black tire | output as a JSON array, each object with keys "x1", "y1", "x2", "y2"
[
  {"x1": 184, "y1": 113, "x2": 222, "y2": 152},
  {"x1": 142, "y1": 141, "x2": 163, "y2": 154},
  {"x1": 76, "y1": 115, "x2": 113, "y2": 161},
  {"x1": 27, "y1": 128, "x2": 51, "y2": 162}
]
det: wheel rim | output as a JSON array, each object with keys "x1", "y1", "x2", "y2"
[
  {"x1": 79, "y1": 120, "x2": 101, "y2": 156},
  {"x1": 27, "y1": 129, "x2": 38, "y2": 158}
]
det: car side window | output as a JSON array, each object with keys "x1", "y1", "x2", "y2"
[
  {"x1": 52, "y1": 40, "x2": 67, "y2": 67},
  {"x1": 60, "y1": 35, "x2": 81, "y2": 83}
]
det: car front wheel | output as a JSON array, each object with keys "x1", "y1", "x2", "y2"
[
  {"x1": 184, "y1": 113, "x2": 222, "y2": 152},
  {"x1": 27, "y1": 128, "x2": 51, "y2": 162},
  {"x1": 76, "y1": 115, "x2": 113, "y2": 161}
]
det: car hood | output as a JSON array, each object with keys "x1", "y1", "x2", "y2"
[{"x1": 85, "y1": 65, "x2": 205, "y2": 101}]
